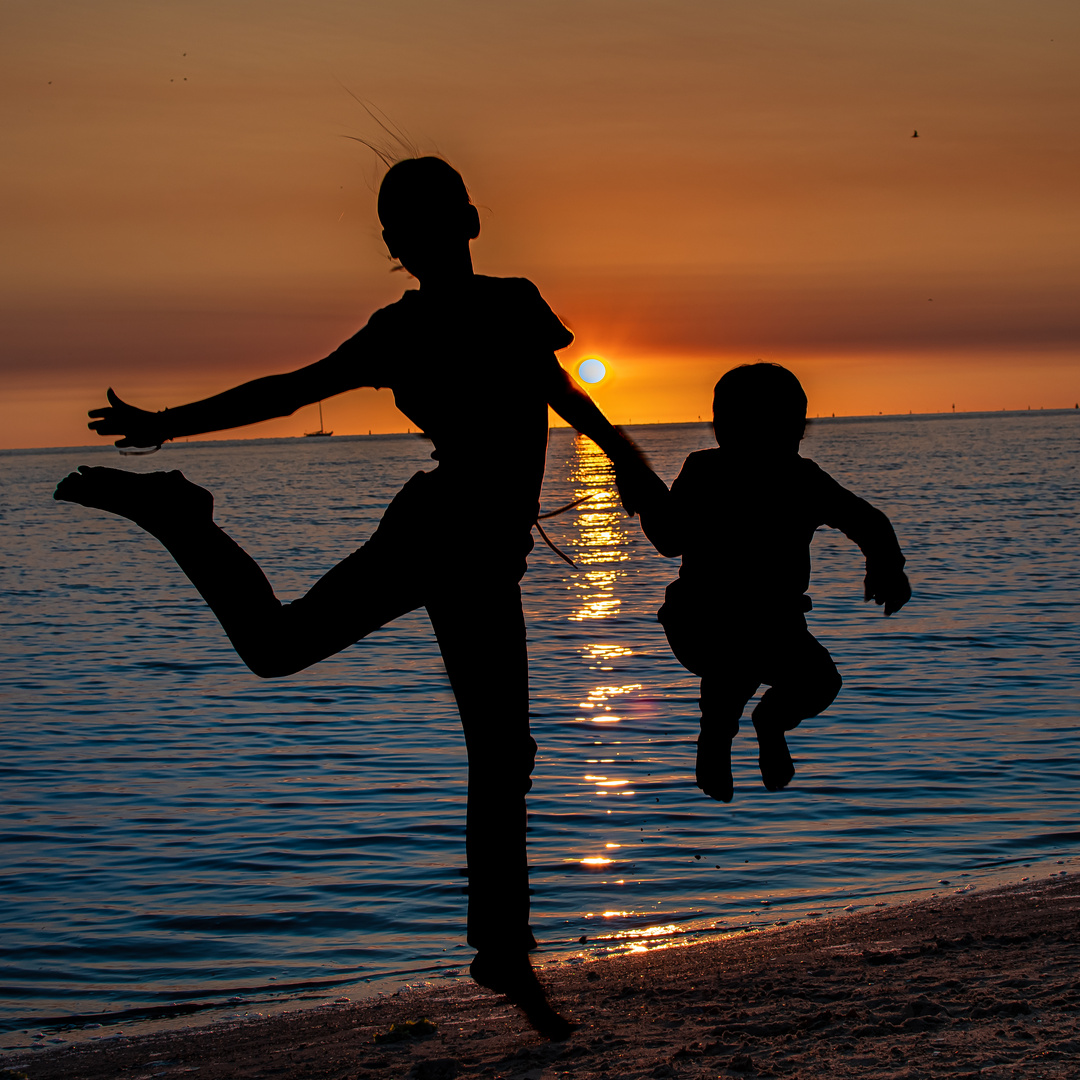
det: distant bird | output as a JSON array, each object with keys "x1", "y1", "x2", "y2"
[{"x1": 912, "y1": 130, "x2": 919, "y2": 138}]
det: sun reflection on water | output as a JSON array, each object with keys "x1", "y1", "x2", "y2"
[
  {"x1": 574, "y1": 682, "x2": 643, "y2": 731},
  {"x1": 584, "y1": 642, "x2": 634, "y2": 679},
  {"x1": 576, "y1": 913, "x2": 687, "y2": 956},
  {"x1": 566, "y1": 435, "x2": 631, "y2": 623}
]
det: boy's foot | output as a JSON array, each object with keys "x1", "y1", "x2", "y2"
[
  {"x1": 695, "y1": 733, "x2": 734, "y2": 803},
  {"x1": 54, "y1": 467, "x2": 213, "y2": 533},
  {"x1": 470, "y1": 952, "x2": 574, "y2": 1041},
  {"x1": 755, "y1": 726, "x2": 795, "y2": 791}
]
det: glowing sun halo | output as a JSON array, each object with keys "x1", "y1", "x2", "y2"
[{"x1": 578, "y1": 358, "x2": 607, "y2": 384}]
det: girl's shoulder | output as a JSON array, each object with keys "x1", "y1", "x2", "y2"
[
  {"x1": 473, "y1": 276, "x2": 573, "y2": 348},
  {"x1": 474, "y1": 275, "x2": 552, "y2": 311}
]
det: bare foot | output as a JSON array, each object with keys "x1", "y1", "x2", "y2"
[
  {"x1": 54, "y1": 466, "x2": 213, "y2": 533},
  {"x1": 470, "y1": 952, "x2": 574, "y2": 1041},
  {"x1": 754, "y1": 725, "x2": 795, "y2": 791},
  {"x1": 696, "y1": 732, "x2": 734, "y2": 803}
]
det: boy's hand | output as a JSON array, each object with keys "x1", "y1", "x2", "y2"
[
  {"x1": 88, "y1": 389, "x2": 168, "y2": 448},
  {"x1": 864, "y1": 570, "x2": 911, "y2": 616}
]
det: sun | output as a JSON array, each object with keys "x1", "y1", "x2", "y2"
[{"x1": 577, "y1": 358, "x2": 607, "y2": 384}]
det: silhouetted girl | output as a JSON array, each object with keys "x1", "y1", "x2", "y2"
[
  {"x1": 638, "y1": 363, "x2": 911, "y2": 803},
  {"x1": 55, "y1": 157, "x2": 655, "y2": 1036}
]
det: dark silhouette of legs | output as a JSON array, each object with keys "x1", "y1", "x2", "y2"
[
  {"x1": 751, "y1": 633, "x2": 841, "y2": 790},
  {"x1": 429, "y1": 587, "x2": 572, "y2": 1036},
  {"x1": 428, "y1": 587, "x2": 534, "y2": 953},
  {"x1": 664, "y1": 617, "x2": 753, "y2": 802},
  {"x1": 695, "y1": 676, "x2": 758, "y2": 802},
  {"x1": 662, "y1": 611, "x2": 841, "y2": 798},
  {"x1": 53, "y1": 466, "x2": 414, "y2": 674},
  {"x1": 55, "y1": 465, "x2": 570, "y2": 1034}
]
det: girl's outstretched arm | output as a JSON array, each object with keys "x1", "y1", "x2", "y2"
[
  {"x1": 88, "y1": 351, "x2": 371, "y2": 448},
  {"x1": 546, "y1": 364, "x2": 667, "y2": 515}
]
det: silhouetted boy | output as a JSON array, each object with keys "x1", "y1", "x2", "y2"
[
  {"x1": 54, "y1": 156, "x2": 657, "y2": 1037},
  {"x1": 639, "y1": 363, "x2": 911, "y2": 803}
]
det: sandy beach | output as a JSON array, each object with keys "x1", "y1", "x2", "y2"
[{"x1": 6, "y1": 872, "x2": 1078, "y2": 1080}]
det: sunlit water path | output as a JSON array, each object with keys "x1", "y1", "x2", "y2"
[{"x1": 1, "y1": 412, "x2": 1077, "y2": 1035}]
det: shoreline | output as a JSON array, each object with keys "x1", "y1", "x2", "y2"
[
  {"x1": 5, "y1": 856, "x2": 1071, "y2": 1046},
  {"x1": 8, "y1": 871, "x2": 1078, "y2": 1079}
]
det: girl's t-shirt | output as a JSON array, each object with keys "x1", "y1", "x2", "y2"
[{"x1": 326, "y1": 275, "x2": 573, "y2": 522}]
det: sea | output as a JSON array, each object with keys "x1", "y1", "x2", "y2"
[{"x1": 1, "y1": 411, "x2": 1077, "y2": 1044}]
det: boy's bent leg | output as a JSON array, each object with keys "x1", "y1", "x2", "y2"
[
  {"x1": 753, "y1": 630, "x2": 842, "y2": 732},
  {"x1": 696, "y1": 675, "x2": 758, "y2": 802},
  {"x1": 663, "y1": 616, "x2": 756, "y2": 803},
  {"x1": 752, "y1": 629, "x2": 842, "y2": 791}
]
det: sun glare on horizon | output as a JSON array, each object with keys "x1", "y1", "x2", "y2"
[{"x1": 578, "y1": 358, "x2": 607, "y2": 384}]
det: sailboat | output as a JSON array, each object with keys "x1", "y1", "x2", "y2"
[{"x1": 304, "y1": 401, "x2": 333, "y2": 438}]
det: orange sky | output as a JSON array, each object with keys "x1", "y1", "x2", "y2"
[{"x1": 2, "y1": 0, "x2": 1078, "y2": 447}]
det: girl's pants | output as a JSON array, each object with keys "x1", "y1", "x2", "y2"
[{"x1": 150, "y1": 470, "x2": 538, "y2": 954}]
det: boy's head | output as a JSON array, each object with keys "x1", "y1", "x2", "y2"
[
  {"x1": 378, "y1": 157, "x2": 480, "y2": 277},
  {"x1": 712, "y1": 363, "x2": 807, "y2": 455}
]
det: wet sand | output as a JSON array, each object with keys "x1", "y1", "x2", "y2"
[{"x1": 7, "y1": 874, "x2": 1079, "y2": 1079}]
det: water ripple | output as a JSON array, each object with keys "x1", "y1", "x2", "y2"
[{"x1": 1, "y1": 414, "x2": 1077, "y2": 1027}]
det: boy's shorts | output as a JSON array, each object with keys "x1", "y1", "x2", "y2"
[{"x1": 659, "y1": 601, "x2": 840, "y2": 733}]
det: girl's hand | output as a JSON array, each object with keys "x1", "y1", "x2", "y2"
[
  {"x1": 614, "y1": 456, "x2": 668, "y2": 517},
  {"x1": 88, "y1": 389, "x2": 168, "y2": 448}
]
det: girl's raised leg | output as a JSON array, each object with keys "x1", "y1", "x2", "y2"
[{"x1": 54, "y1": 466, "x2": 418, "y2": 676}]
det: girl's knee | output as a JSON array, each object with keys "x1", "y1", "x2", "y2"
[
  {"x1": 237, "y1": 643, "x2": 309, "y2": 679},
  {"x1": 468, "y1": 735, "x2": 536, "y2": 797},
  {"x1": 230, "y1": 610, "x2": 347, "y2": 678},
  {"x1": 244, "y1": 656, "x2": 295, "y2": 679}
]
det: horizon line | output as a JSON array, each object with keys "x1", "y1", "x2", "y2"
[{"x1": 3, "y1": 406, "x2": 1077, "y2": 455}]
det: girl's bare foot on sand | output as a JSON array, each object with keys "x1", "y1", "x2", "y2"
[
  {"x1": 754, "y1": 724, "x2": 795, "y2": 791},
  {"x1": 53, "y1": 466, "x2": 213, "y2": 533},
  {"x1": 695, "y1": 732, "x2": 734, "y2": 803},
  {"x1": 470, "y1": 952, "x2": 574, "y2": 1041}
]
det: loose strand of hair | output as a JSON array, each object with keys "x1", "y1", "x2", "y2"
[{"x1": 334, "y1": 81, "x2": 421, "y2": 172}]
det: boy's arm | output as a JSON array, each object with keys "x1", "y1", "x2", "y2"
[
  {"x1": 864, "y1": 564, "x2": 912, "y2": 616},
  {"x1": 820, "y1": 473, "x2": 911, "y2": 615},
  {"x1": 546, "y1": 363, "x2": 668, "y2": 516},
  {"x1": 88, "y1": 340, "x2": 376, "y2": 448}
]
